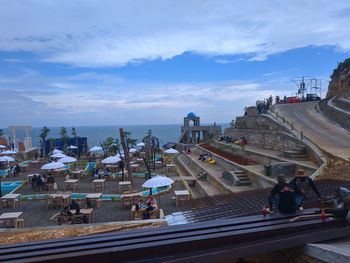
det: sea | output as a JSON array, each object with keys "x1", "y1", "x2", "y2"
[{"x1": 2, "y1": 124, "x2": 229, "y2": 149}]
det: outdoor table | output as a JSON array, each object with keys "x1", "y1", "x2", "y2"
[
  {"x1": 31, "y1": 160, "x2": 40, "y2": 164},
  {"x1": 70, "y1": 208, "x2": 94, "y2": 223},
  {"x1": 166, "y1": 164, "x2": 175, "y2": 173},
  {"x1": 131, "y1": 164, "x2": 139, "y2": 172},
  {"x1": 0, "y1": 212, "x2": 23, "y2": 228},
  {"x1": 0, "y1": 194, "x2": 21, "y2": 209},
  {"x1": 174, "y1": 190, "x2": 190, "y2": 207},
  {"x1": 48, "y1": 194, "x2": 71, "y2": 209},
  {"x1": 64, "y1": 179, "x2": 79, "y2": 191},
  {"x1": 71, "y1": 170, "x2": 84, "y2": 178},
  {"x1": 155, "y1": 161, "x2": 163, "y2": 168},
  {"x1": 106, "y1": 165, "x2": 119, "y2": 172},
  {"x1": 119, "y1": 181, "x2": 131, "y2": 193},
  {"x1": 53, "y1": 168, "x2": 66, "y2": 175},
  {"x1": 86, "y1": 193, "x2": 102, "y2": 208},
  {"x1": 92, "y1": 179, "x2": 106, "y2": 191}
]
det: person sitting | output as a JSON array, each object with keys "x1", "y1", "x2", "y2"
[
  {"x1": 268, "y1": 174, "x2": 301, "y2": 214},
  {"x1": 69, "y1": 200, "x2": 81, "y2": 214},
  {"x1": 104, "y1": 167, "x2": 111, "y2": 177},
  {"x1": 31, "y1": 174, "x2": 38, "y2": 189},
  {"x1": 289, "y1": 169, "x2": 323, "y2": 209},
  {"x1": 143, "y1": 202, "x2": 155, "y2": 219},
  {"x1": 93, "y1": 169, "x2": 100, "y2": 179},
  {"x1": 147, "y1": 195, "x2": 158, "y2": 209}
]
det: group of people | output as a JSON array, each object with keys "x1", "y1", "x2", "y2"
[
  {"x1": 59, "y1": 200, "x2": 89, "y2": 224},
  {"x1": 198, "y1": 153, "x2": 212, "y2": 162},
  {"x1": 135, "y1": 195, "x2": 158, "y2": 219},
  {"x1": 31, "y1": 174, "x2": 55, "y2": 191}
]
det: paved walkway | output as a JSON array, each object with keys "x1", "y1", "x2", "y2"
[{"x1": 275, "y1": 101, "x2": 350, "y2": 160}]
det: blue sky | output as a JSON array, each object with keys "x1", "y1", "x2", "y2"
[{"x1": 0, "y1": 0, "x2": 350, "y2": 127}]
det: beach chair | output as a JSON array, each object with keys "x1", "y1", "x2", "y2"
[{"x1": 84, "y1": 162, "x2": 96, "y2": 177}]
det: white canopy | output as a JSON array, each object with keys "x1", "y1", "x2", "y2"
[
  {"x1": 0, "y1": 156, "x2": 15, "y2": 162},
  {"x1": 0, "y1": 145, "x2": 7, "y2": 149},
  {"x1": 164, "y1": 148, "x2": 179, "y2": 154},
  {"x1": 51, "y1": 152, "x2": 66, "y2": 158},
  {"x1": 102, "y1": 156, "x2": 121, "y2": 164},
  {"x1": 52, "y1": 149, "x2": 63, "y2": 154},
  {"x1": 58, "y1": 156, "x2": 77, "y2": 163},
  {"x1": 68, "y1": 145, "x2": 78, "y2": 149},
  {"x1": 129, "y1": 148, "x2": 137, "y2": 153},
  {"x1": 89, "y1": 146, "x2": 103, "y2": 152},
  {"x1": 136, "y1": 142, "x2": 145, "y2": 147},
  {"x1": 41, "y1": 162, "x2": 65, "y2": 170},
  {"x1": 0, "y1": 150, "x2": 17, "y2": 155},
  {"x1": 142, "y1": 175, "x2": 174, "y2": 188}
]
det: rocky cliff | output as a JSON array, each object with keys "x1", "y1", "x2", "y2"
[{"x1": 327, "y1": 58, "x2": 350, "y2": 99}]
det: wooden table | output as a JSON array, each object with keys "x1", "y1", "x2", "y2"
[
  {"x1": 119, "y1": 181, "x2": 131, "y2": 193},
  {"x1": 71, "y1": 170, "x2": 84, "y2": 178},
  {"x1": 64, "y1": 179, "x2": 79, "y2": 191},
  {"x1": 92, "y1": 179, "x2": 106, "y2": 191},
  {"x1": 131, "y1": 164, "x2": 139, "y2": 172},
  {"x1": 155, "y1": 161, "x2": 163, "y2": 168},
  {"x1": 0, "y1": 212, "x2": 23, "y2": 228},
  {"x1": 53, "y1": 168, "x2": 66, "y2": 175},
  {"x1": 0, "y1": 194, "x2": 21, "y2": 209},
  {"x1": 166, "y1": 164, "x2": 175, "y2": 173},
  {"x1": 48, "y1": 194, "x2": 71, "y2": 209},
  {"x1": 86, "y1": 193, "x2": 102, "y2": 208},
  {"x1": 174, "y1": 190, "x2": 190, "y2": 207},
  {"x1": 70, "y1": 208, "x2": 94, "y2": 223}
]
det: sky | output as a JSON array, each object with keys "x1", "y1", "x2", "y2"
[{"x1": 1, "y1": 0, "x2": 350, "y2": 127}]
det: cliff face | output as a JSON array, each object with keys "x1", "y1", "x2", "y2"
[{"x1": 327, "y1": 59, "x2": 350, "y2": 99}]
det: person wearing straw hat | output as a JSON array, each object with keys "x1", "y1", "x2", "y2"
[{"x1": 289, "y1": 169, "x2": 323, "y2": 210}]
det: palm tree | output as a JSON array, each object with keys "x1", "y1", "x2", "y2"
[
  {"x1": 60, "y1": 127, "x2": 68, "y2": 151},
  {"x1": 0, "y1": 129, "x2": 4, "y2": 137},
  {"x1": 39, "y1": 126, "x2": 50, "y2": 158}
]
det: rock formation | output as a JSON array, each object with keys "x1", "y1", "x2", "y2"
[{"x1": 327, "y1": 58, "x2": 350, "y2": 99}]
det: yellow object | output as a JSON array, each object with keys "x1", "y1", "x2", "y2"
[{"x1": 209, "y1": 160, "x2": 216, "y2": 165}]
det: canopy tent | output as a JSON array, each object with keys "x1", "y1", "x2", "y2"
[
  {"x1": 41, "y1": 162, "x2": 65, "y2": 170},
  {"x1": 58, "y1": 156, "x2": 77, "y2": 163},
  {"x1": 164, "y1": 148, "x2": 179, "y2": 154},
  {"x1": 50, "y1": 152, "x2": 66, "y2": 158},
  {"x1": 102, "y1": 156, "x2": 121, "y2": 164}
]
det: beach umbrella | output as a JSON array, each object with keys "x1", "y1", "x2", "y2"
[
  {"x1": 68, "y1": 145, "x2": 78, "y2": 149},
  {"x1": 50, "y1": 152, "x2": 66, "y2": 158},
  {"x1": 0, "y1": 145, "x2": 6, "y2": 149},
  {"x1": 58, "y1": 156, "x2": 77, "y2": 163},
  {"x1": 143, "y1": 175, "x2": 174, "y2": 188},
  {"x1": 52, "y1": 149, "x2": 63, "y2": 154},
  {"x1": 89, "y1": 146, "x2": 103, "y2": 152},
  {"x1": 0, "y1": 156, "x2": 15, "y2": 162},
  {"x1": 41, "y1": 162, "x2": 65, "y2": 170},
  {"x1": 0, "y1": 150, "x2": 17, "y2": 155},
  {"x1": 136, "y1": 142, "x2": 145, "y2": 147},
  {"x1": 102, "y1": 156, "x2": 121, "y2": 164},
  {"x1": 129, "y1": 148, "x2": 137, "y2": 153},
  {"x1": 164, "y1": 148, "x2": 179, "y2": 154}
]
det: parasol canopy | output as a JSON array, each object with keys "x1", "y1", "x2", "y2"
[
  {"x1": 41, "y1": 162, "x2": 65, "y2": 170},
  {"x1": 89, "y1": 146, "x2": 103, "y2": 152},
  {"x1": 0, "y1": 156, "x2": 15, "y2": 162},
  {"x1": 142, "y1": 175, "x2": 174, "y2": 188},
  {"x1": 58, "y1": 156, "x2": 77, "y2": 163},
  {"x1": 102, "y1": 156, "x2": 121, "y2": 164},
  {"x1": 0, "y1": 150, "x2": 17, "y2": 155},
  {"x1": 164, "y1": 148, "x2": 179, "y2": 154},
  {"x1": 50, "y1": 152, "x2": 66, "y2": 158}
]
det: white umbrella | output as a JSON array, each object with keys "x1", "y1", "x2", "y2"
[
  {"x1": 58, "y1": 156, "x2": 77, "y2": 163},
  {"x1": 136, "y1": 142, "x2": 145, "y2": 147},
  {"x1": 0, "y1": 156, "x2": 15, "y2": 162},
  {"x1": 0, "y1": 145, "x2": 7, "y2": 149},
  {"x1": 68, "y1": 145, "x2": 78, "y2": 149},
  {"x1": 1, "y1": 150, "x2": 17, "y2": 155},
  {"x1": 129, "y1": 148, "x2": 137, "y2": 153},
  {"x1": 164, "y1": 148, "x2": 179, "y2": 154},
  {"x1": 52, "y1": 149, "x2": 63, "y2": 154},
  {"x1": 143, "y1": 175, "x2": 174, "y2": 188},
  {"x1": 89, "y1": 146, "x2": 103, "y2": 152},
  {"x1": 51, "y1": 152, "x2": 66, "y2": 158},
  {"x1": 102, "y1": 156, "x2": 121, "y2": 164},
  {"x1": 41, "y1": 162, "x2": 65, "y2": 170}
]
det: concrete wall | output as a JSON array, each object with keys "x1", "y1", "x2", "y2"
[
  {"x1": 234, "y1": 115, "x2": 288, "y2": 132},
  {"x1": 319, "y1": 97, "x2": 350, "y2": 130}
]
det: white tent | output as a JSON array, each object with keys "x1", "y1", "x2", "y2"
[
  {"x1": 89, "y1": 146, "x2": 103, "y2": 152},
  {"x1": 164, "y1": 148, "x2": 179, "y2": 154},
  {"x1": 58, "y1": 156, "x2": 77, "y2": 163},
  {"x1": 102, "y1": 156, "x2": 121, "y2": 164},
  {"x1": 41, "y1": 162, "x2": 65, "y2": 170},
  {"x1": 50, "y1": 152, "x2": 66, "y2": 158},
  {"x1": 142, "y1": 175, "x2": 174, "y2": 188},
  {"x1": 0, "y1": 156, "x2": 15, "y2": 162},
  {"x1": 0, "y1": 150, "x2": 17, "y2": 155}
]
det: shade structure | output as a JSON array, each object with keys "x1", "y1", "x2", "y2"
[
  {"x1": 89, "y1": 146, "x2": 103, "y2": 152},
  {"x1": 136, "y1": 142, "x2": 145, "y2": 147},
  {"x1": 68, "y1": 145, "x2": 78, "y2": 149},
  {"x1": 50, "y1": 152, "x2": 66, "y2": 158},
  {"x1": 102, "y1": 156, "x2": 121, "y2": 164},
  {"x1": 129, "y1": 148, "x2": 137, "y2": 153},
  {"x1": 0, "y1": 150, "x2": 17, "y2": 155},
  {"x1": 58, "y1": 156, "x2": 77, "y2": 163},
  {"x1": 164, "y1": 148, "x2": 179, "y2": 154},
  {"x1": 142, "y1": 175, "x2": 174, "y2": 188},
  {"x1": 52, "y1": 149, "x2": 63, "y2": 154},
  {"x1": 41, "y1": 162, "x2": 65, "y2": 170},
  {"x1": 0, "y1": 145, "x2": 7, "y2": 149},
  {"x1": 0, "y1": 156, "x2": 15, "y2": 162}
]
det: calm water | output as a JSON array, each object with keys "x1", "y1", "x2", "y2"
[{"x1": 2, "y1": 123, "x2": 228, "y2": 148}]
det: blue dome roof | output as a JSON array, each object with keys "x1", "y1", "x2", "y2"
[{"x1": 187, "y1": 112, "x2": 197, "y2": 118}]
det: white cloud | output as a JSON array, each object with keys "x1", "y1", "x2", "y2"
[{"x1": 0, "y1": 1, "x2": 350, "y2": 67}]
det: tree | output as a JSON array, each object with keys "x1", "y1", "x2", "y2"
[
  {"x1": 71, "y1": 127, "x2": 77, "y2": 145},
  {"x1": 39, "y1": 126, "x2": 50, "y2": 158},
  {"x1": 124, "y1": 131, "x2": 137, "y2": 150},
  {"x1": 60, "y1": 127, "x2": 68, "y2": 151},
  {"x1": 142, "y1": 130, "x2": 159, "y2": 173},
  {"x1": 0, "y1": 129, "x2": 4, "y2": 137}
]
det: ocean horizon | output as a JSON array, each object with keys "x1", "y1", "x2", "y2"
[{"x1": 1, "y1": 123, "x2": 229, "y2": 149}]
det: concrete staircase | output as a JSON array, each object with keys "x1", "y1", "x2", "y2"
[
  {"x1": 282, "y1": 146, "x2": 309, "y2": 160},
  {"x1": 222, "y1": 170, "x2": 251, "y2": 186}
]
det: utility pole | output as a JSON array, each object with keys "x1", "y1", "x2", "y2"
[{"x1": 119, "y1": 128, "x2": 132, "y2": 183}]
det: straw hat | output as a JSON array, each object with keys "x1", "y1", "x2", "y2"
[{"x1": 296, "y1": 169, "x2": 306, "y2": 177}]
